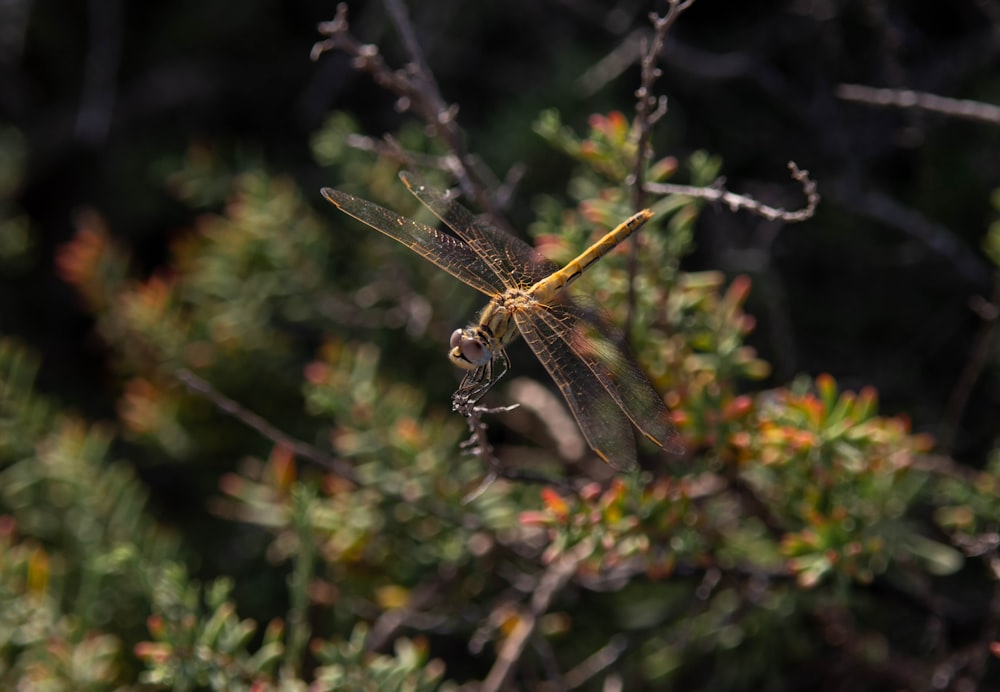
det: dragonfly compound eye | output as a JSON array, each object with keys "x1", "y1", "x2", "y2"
[
  {"x1": 449, "y1": 329, "x2": 463, "y2": 349},
  {"x1": 459, "y1": 336, "x2": 490, "y2": 366}
]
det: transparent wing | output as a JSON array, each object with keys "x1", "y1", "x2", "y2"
[
  {"x1": 519, "y1": 302, "x2": 683, "y2": 466},
  {"x1": 513, "y1": 309, "x2": 636, "y2": 471},
  {"x1": 321, "y1": 187, "x2": 505, "y2": 296},
  {"x1": 399, "y1": 171, "x2": 558, "y2": 291}
]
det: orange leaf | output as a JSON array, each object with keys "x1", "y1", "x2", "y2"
[
  {"x1": 541, "y1": 487, "x2": 570, "y2": 518},
  {"x1": 269, "y1": 444, "x2": 296, "y2": 491}
]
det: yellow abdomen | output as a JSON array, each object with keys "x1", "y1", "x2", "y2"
[{"x1": 529, "y1": 209, "x2": 654, "y2": 302}]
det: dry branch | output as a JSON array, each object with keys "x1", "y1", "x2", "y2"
[{"x1": 838, "y1": 84, "x2": 1000, "y2": 127}]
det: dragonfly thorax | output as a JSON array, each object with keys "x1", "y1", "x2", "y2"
[{"x1": 448, "y1": 294, "x2": 523, "y2": 370}]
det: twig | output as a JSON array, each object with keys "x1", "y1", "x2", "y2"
[
  {"x1": 338, "y1": 131, "x2": 452, "y2": 170},
  {"x1": 910, "y1": 453, "x2": 980, "y2": 483},
  {"x1": 480, "y1": 540, "x2": 594, "y2": 692},
  {"x1": 461, "y1": 403, "x2": 568, "y2": 501},
  {"x1": 811, "y1": 606, "x2": 932, "y2": 689},
  {"x1": 837, "y1": 84, "x2": 1000, "y2": 127},
  {"x1": 632, "y1": 10, "x2": 681, "y2": 202},
  {"x1": 380, "y1": 0, "x2": 469, "y2": 171},
  {"x1": 645, "y1": 161, "x2": 819, "y2": 223},
  {"x1": 312, "y1": 2, "x2": 500, "y2": 219},
  {"x1": 365, "y1": 575, "x2": 453, "y2": 653},
  {"x1": 577, "y1": 28, "x2": 645, "y2": 97},
  {"x1": 563, "y1": 634, "x2": 629, "y2": 689},
  {"x1": 176, "y1": 369, "x2": 473, "y2": 540},
  {"x1": 825, "y1": 180, "x2": 991, "y2": 286},
  {"x1": 312, "y1": 5, "x2": 420, "y2": 112},
  {"x1": 627, "y1": 0, "x2": 695, "y2": 332},
  {"x1": 942, "y1": 271, "x2": 1000, "y2": 453},
  {"x1": 178, "y1": 365, "x2": 479, "y2": 536},
  {"x1": 530, "y1": 633, "x2": 565, "y2": 689},
  {"x1": 312, "y1": 4, "x2": 456, "y2": 142},
  {"x1": 174, "y1": 368, "x2": 358, "y2": 482},
  {"x1": 632, "y1": 1, "x2": 696, "y2": 196},
  {"x1": 461, "y1": 403, "x2": 517, "y2": 502}
]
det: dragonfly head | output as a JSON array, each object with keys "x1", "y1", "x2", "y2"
[{"x1": 449, "y1": 328, "x2": 492, "y2": 369}]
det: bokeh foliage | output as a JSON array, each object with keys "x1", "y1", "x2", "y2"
[
  {"x1": 1, "y1": 102, "x2": 996, "y2": 688},
  {"x1": 2, "y1": 1, "x2": 1000, "y2": 690}
]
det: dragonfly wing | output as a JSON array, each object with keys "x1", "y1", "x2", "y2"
[
  {"x1": 514, "y1": 309, "x2": 639, "y2": 471},
  {"x1": 399, "y1": 171, "x2": 558, "y2": 290},
  {"x1": 532, "y1": 302, "x2": 683, "y2": 457},
  {"x1": 321, "y1": 187, "x2": 505, "y2": 296}
]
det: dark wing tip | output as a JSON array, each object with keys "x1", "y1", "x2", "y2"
[
  {"x1": 658, "y1": 428, "x2": 686, "y2": 456},
  {"x1": 320, "y1": 187, "x2": 344, "y2": 207},
  {"x1": 595, "y1": 448, "x2": 639, "y2": 473},
  {"x1": 398, "y1": 170, "x2": 423, "y2": 193}
]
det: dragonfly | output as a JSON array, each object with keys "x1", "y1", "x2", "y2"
[{"x1": 321, "y1": 172, "x2": 683, "y2": 471}]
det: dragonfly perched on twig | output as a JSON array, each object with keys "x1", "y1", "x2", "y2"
[{"x1": 321, "y1": 172, "x2": 683, "y2": 471}]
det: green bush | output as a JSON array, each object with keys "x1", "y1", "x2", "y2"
[{"x1": 2, "y1": 4, "x2": 999, "y2": 690}]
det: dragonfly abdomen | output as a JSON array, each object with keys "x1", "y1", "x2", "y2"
[{"x1": 530, "y1": 209, "x2": 654, "y2": 301}]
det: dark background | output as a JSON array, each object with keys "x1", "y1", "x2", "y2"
[{"x1": 2, "y1": 0, "x2": 999, "y2": 462}]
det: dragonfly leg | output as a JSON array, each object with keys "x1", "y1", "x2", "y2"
[{"x1": 452, "y1": 351, "x2": 510, "y2": 415}]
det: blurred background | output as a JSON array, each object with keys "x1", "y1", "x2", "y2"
[
  {"x1": 2, "y1": 0, "x2": 999, "y2": 458},
  {"x1": 1, "y1": 0, "x2": 1000, "y2": 686}
]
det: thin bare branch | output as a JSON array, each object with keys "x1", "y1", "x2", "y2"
[
  {"x1": 646, "y1": 161, "x2": 819, "y2": 223},
  {"x1": 626, "y1": 0, "x2": 696, "y2": 333},
  {"x1": 312, "y1": 2, "x2": 503, "y2": 219},
  {"x1": 174, "y1": 368, "x2": 357, "y2": 482},
  {"x1": 530, "y1": 633, "x2": 566, "y2": 689},
  {"x1": 942, "y1": 271, "x2": 1000, "y2": 453},
  {"x1": 633, "y1": 0, "x2": 697, "y2": 204},
  {"x1": 480, "y1": 540, "x2": 594, "y2": 692},
  {"x1": 366, "y1": 576, "x2": 454, "y2": 653},
  {"x1": 338, "y1": 131, "x2": 451, "y2": 170},
  {"x1": 564, "y1": 634, "x2": 629, "y2": 689},
  {"x1": 461, "y1": 403, "x2": 569, "y2": 501},
  {"x1": 825, "y1": 180, "x2": 991, "y2": 286},
  {"x1": 911, "y1": 454, "x2": 979, "y2": 485},
  {"x1": 461, "y1": 406, "x2": 503, "y2": 503},
  {"x1": 577, "y1": 28, "x2": 645, "y2": 97},
  {"x1": 312, "y1": 5, "x2": 421, "y2": 110},
  {"x1": 178, "y1": 368, "x2": 485, "y2": 533},
  {"x1": 837, "y1": 84, "x2": 1000, "y2": 127}
]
